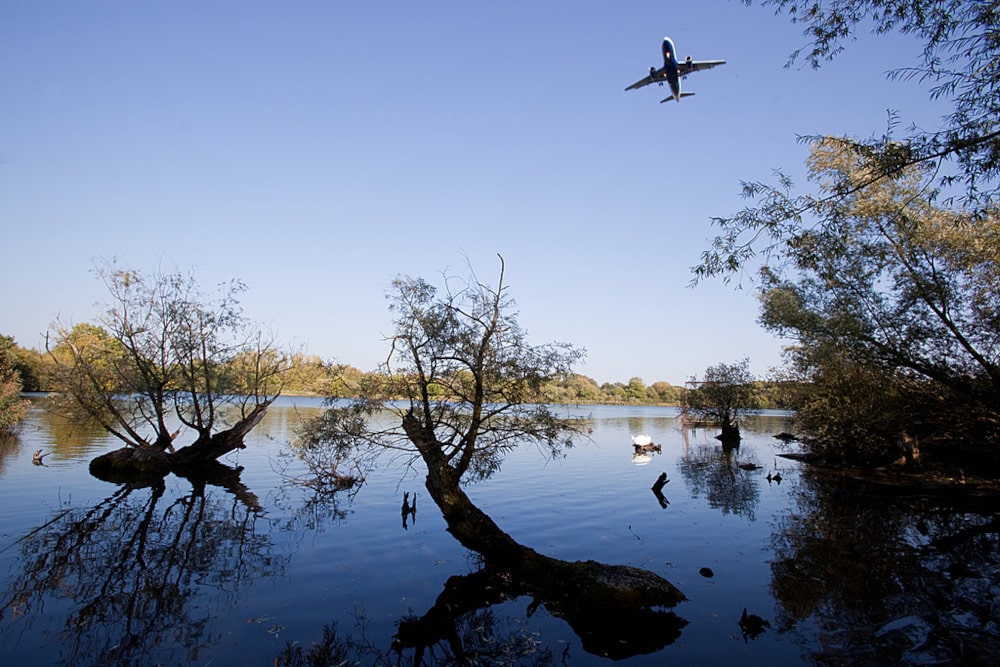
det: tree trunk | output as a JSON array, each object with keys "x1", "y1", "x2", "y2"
[
  {"x1": 90, "y1": 398, "x2": 275, "y2": 481},
  {"x1": 401, "y1": 412, "x2": 687, "y2": 633},
  {"x1": 170, "y1": 399, "x2": 274, "y2": 467},
  {"x1": 717, "y1": 424, "x2": 741, "y2": 447}
]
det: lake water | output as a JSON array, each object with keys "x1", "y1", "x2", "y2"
[{"x1": 1, "y1": 396, "x2": 997, "y2": 665}]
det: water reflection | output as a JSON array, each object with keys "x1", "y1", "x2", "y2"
[
  {"x1": 0, "y1": 431, "x2": 20, "y2": 475},
  {"x1": 0, "y1": 466, "x2": 283, "y2": 665},
  {"x1": 7, "y1": 404, "x2": 1000, "y2": 664},
  {"x1": 771, "y1": 469, "x2": 1000, "y2": 664},
  {"x1": 394, "y1": 563, "x2": 688, "y2": 662},
  {"x1": 276, "y1": 560, "x2": 688, "y2": 666},
  {"x1": 276, "y1": 610, "x2": 560, "y2": 667},
  {"x1": 677, "y1": 439, "x2": 766, "y2": 520},
  {"x1": 23, "y1": 397, "x2": 113, "y2": 461}
]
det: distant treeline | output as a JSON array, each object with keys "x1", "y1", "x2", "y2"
[{"x1": 4, "y1": 338, "x2": 789, "y2": 409}]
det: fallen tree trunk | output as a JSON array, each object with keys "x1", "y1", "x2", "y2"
[
  {"x1": 400, "y1": 412, "x2": 687, "y2": 659},
  {"x1": 90, "y1": 398, "x2": 276, "y2": 481},
  {"x1": 171, "y1": 399, "x2": 274, "y2": 466}
]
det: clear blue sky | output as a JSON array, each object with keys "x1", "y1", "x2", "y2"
[{"x1": 1, "y1": 1, "x2": 946, "y2": 385}]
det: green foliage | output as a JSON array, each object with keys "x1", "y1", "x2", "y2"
[
  {"x1": 0, "y1": 335, "x2": 28, "y2": 432},
  {"x1": 685, "y1": 358, "x2": 762, "y2": 430},
  {"x1": 299, "y1": 258, "x2": 586, "y2": 484},
  {"x1": 752, "y1": 140, "x2": 1000, "y2": 460},
  {"x1": 540, "y1": 374, "x2": 681, "y2": 405},
  {"x1": 0, "y1": 334, "x2": 46, "y2": 392},
  {"x1": 699, "y1": 2, "x2": 1000, "y2": 464},
  {"x1": 738, "y1": 0, "x2": 1000, "y2": 215},
  {"x1": 542, "y1": 373, "x2": 601, "y2": 403},
  {"x1": 777, "y1": 349, "x2": 918, "y2": 464}
]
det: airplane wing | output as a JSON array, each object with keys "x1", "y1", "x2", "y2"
[
  {"x1": 624, "y1": 68, "x2": 667, "y2": 91},
  {"x1": 677, "y1": 59, "x2": 726, "y2": 77}
]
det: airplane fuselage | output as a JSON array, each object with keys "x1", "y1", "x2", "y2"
[{"x1": 661, "y1": 37, "x2": 682, "y2": 102}]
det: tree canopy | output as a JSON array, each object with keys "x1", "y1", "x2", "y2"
[
  {"x1": 699, "y1": 0, "x2": 1000, "y2": 283},
  {"x1": 758, "y1": 139, "x2": 1000, "y2": 461},
  {"x1": 684, "y1": 358, "x2": 762, "y2": 439},
  {"x1": 47, "y1": 263, "x2": 287, "y2": 473},
  {"x1": 299, "y1": 258, "x2": 586, "y2": 485},
  {"x1": 0, "y1": 335, "x2": 29, "y2": 432}
]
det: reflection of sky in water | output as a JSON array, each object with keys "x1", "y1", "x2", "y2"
[{"x1": 1, "y1": 400, "x2": 996, "y2": 665}]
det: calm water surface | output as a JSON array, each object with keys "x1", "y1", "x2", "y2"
[{"x1": 1, "y1": 396, "x2": 997, "y2": 665}]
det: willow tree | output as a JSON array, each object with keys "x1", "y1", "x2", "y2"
[
  {"x1": 708, "y1": 0, "x2": 1000, "y2": 259},
  {"x1": 751, "y1": 139, "x2": 1000, "y2": 462},
  {"x1": 300, "y1": 258, "x2": 687, "y2": 659},
  {"x1": 699, "y1": 0, "x2": 1000, "y2": 283},
  {"x1": 695, "y1": 1, "x2": 1000, "y2": 465},
  {"x1": 48, "y1": 263, "x2": 287, "y2": 478}
]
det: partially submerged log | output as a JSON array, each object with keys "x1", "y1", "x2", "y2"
[
  {"x1": 89, "y1": 446, "x2": 171, "y2": 484},
  {"x1": 171, "y1": 399, "x2": 274, "y2": 466},
  {"x1": 90, "y1": 398, "x2": 276, "y2": 481}
]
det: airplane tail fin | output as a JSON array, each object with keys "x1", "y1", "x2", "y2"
[{"x1": 659, "y1": 92, "x2": 696, "y2": 103}]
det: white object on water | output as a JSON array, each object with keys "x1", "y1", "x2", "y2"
[{"x1": 631, "y1": 434, "x2": 653, "y2": 446}]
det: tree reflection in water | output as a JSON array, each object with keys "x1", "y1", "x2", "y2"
[
  {"x1": 276, "y1": 559, "x2": 688, "y2": 666},
  {"x1": 771, "y1": 470, "x2": 1000, "y2": 664},
  {"x1": 0, "y1": 463, "x2": 285, "y2": 665},
  {"x1": 392, "y1": 563, "x2": 687, "y2": 663},
  {"x1": 677, "y1": 438, "x2": 765, "y2": 520}
]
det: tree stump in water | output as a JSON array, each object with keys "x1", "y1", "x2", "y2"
[{"x1": 89, "y1": 447, "x2": 171, "y2": 483}]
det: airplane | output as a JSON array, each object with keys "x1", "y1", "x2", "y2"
[{"x1": 625, "y1": 36, "x2": 725, "y2": 103}]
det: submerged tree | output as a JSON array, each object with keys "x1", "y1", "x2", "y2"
[
  {"x1": 301, "y1": 258, "x2": 587, "y2": 550},
  {"x1": 685, "y1": 358, "x2": 761, "y2": 444},
  {"x1": 300, "y1": 257, "x2": 687, "y2": 660},
  {"x1": 47, "y1": 263, "x2": 287, "y2": 478}
]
